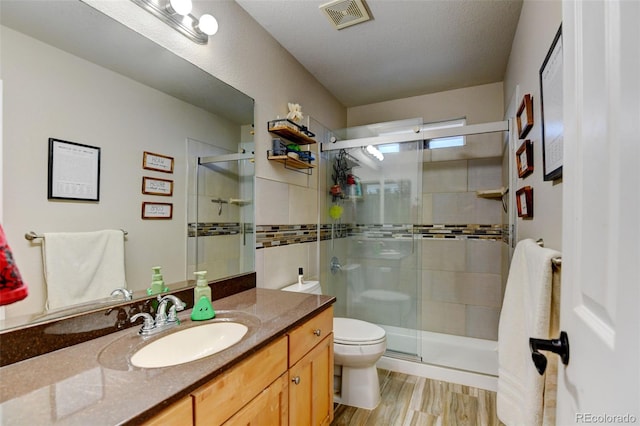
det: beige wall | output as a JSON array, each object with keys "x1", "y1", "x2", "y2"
[
  {"x1": 81, "y1": 1, "x2": 347, "y2": 292},
  {"x1": 1, "y1": 27, "x2": 241, "y2": 317},
  {"x1": 2, "y1": 1, "x2": 347, "y2": 317},
  {"x1": 503, "y1": 0, "x2": 563, "y2": 250}
]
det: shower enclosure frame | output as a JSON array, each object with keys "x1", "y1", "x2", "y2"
[{"x1": 320, "y1": 119, "x2": 509, "y2": 383}]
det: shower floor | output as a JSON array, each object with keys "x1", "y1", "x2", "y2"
[{"x1": 379, "y1": 325, "x2": 499, "y2": 391}]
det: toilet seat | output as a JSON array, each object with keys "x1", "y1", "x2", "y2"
[{"x1": 333, "y1": 317, "x2": 386, "y2": 345}]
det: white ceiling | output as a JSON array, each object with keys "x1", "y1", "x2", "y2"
[{"x1": 235, "y1": 0, "x2": 523, "y2": 107}]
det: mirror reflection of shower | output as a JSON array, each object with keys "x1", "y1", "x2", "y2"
[{"x1": 186, "y1": 137, "x2": 255, "y2": 282}]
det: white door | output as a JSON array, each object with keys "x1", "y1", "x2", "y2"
[{"x1": 558, "y1": 0, "x2": 639, "y2": 423}]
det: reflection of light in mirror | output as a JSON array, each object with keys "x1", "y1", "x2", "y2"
[
  {"x1": 365, "y1": 145, "x2": 384, "y2": 161},
  {"x1": 168, "y1": 0, "x2": 192, "y2": 15}
]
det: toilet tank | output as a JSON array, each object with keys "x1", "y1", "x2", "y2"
[{"x1": 281, "y1": 280, "x2": 322, "y2": 295}]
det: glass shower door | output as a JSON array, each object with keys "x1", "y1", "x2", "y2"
[{"x1": 322, "y1": 140, "x2": 422, "y2": 359}]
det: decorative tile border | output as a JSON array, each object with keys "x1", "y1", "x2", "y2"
[
  {"x1": 256, "y1": 224, "x2": 318, "y2": 248},
  {"x1": 188, "y1": 222, "x2": 242, "y2": 237},
  {"x1": 413, "y1": 224, "x2": 503, "y2": 240},
  {"x1": 256, "y1": 223, "x2": 504, "y2": 248}
]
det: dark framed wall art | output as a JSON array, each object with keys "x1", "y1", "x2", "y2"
[
  {"x1": 48, "y1": 138, "x2": 101, "y2": 201},
  {"x1": 540, "y1": 25, "x2": 564, "y2": 181}
]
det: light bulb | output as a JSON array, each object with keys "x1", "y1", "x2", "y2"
[
  {"x1": 168, "y1": 0, "x2": 192, "y2": 16},
  {"x1": 197, "y1": 14, "x2": 218, "y2": 36}
]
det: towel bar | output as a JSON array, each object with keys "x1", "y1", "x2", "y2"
[
  {"x1": 25, "y1": 229, "x2": 128, "y2": 241},
  {"x1": 536, "y1": 238, "x2": 562, "y2": 267}
]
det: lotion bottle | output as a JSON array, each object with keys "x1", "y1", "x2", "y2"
[
  {"x1": 147, "y1": 266, "x2": 167, "y2": 295},
  {"x1": 194, "y1": 271, "x2": 211, "y2": 303},
  {"x1": 298, "y1": 267, "x2": 304, "y2": 287}
]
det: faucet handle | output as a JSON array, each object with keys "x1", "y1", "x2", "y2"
[{"x1": 130, "y1": 312, "x2": 155, "y2": 335}]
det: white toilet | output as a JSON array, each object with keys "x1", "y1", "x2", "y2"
[{"x1": 282, "y1": 280, "x2": 387, "y2": 409}]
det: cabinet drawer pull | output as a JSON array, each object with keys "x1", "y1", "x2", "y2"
[
  {"x1": 313, "y1": 329, "x2": 322, "y2": 336},
  {"x1": 292, "y1": 376, "x2": 301, "y2": 385}
]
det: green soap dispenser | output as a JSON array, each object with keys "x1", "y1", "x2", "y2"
[
  {"x1": 191, "y1": 296, "x2": 215, "y2": 321},
  {"x1": 147, "y1": 266, "x2": 169, "y2": 295},
  {"x1": 193, "y1": 271, "x2": 211, "y2": 303}
]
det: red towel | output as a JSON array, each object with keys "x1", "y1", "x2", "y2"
[{"x1": 0, "y1": 224, "x2": 28, "y2": 306}]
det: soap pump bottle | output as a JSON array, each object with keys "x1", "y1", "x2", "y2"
[
  {"x1": 147, "y1": 266, "x2": 167, "y2": 295},
  {"x1": 298, "y1": 267, "x2": 304, "y2": 287},
  {"x1": 194, "y1": 271, "x2": 211, "y2": 303}
]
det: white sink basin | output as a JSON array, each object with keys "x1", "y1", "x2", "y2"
[{"x1": 130, "y1": 322, "x2": 248, "y2": 368}]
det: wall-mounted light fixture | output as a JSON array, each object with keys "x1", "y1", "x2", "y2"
[{"x1": 131, "y1": 0, "x2": 218, "y2": 44}]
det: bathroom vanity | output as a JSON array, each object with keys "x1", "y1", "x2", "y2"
[{"x1": 0, "y1": 288, "x2": 335, "y2": 425}]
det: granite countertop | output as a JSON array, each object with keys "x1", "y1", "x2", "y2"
[{"x1": 0, "y1": 288, "x2": 335, "y2": 425}]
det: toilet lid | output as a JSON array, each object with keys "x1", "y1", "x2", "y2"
[{"x1": 333, "y1": 317, "x2": 386, "y2": 344}]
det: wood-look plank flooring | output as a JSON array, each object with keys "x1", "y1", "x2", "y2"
[{"x1": 331, "y1": 369, "x2": 505, "y2": 426}]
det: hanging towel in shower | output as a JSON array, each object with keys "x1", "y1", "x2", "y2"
[
  {"x1": 0, "y1": 224, "x2": 29, "y2": 306},
  {"x1": 43, "y1": 230, "x2": 126, "y2": 310},
  {"x1": 497, "y1": 238, "x2": 561, "y2": 426}
]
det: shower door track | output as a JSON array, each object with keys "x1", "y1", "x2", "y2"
[{"x1": 321, "y1": 120, "x2": 509, "y2": 151}]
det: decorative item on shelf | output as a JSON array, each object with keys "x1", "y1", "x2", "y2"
[
  {"x1": 516, "y1": 140, "x2": 534, "y2": 178},
  {"x1": 516, "y1": 94, "x2": 534, "y2": 139},
  {"x1": 286, "y1": 102, "x2": 304, "y2": 122},
  {"x1": 516, "y1": 186, "x2": 534, "y2": 219}
]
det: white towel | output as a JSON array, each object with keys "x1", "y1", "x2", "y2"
[
  {"x1": 42, "y1": 230, "x2": 126, "y2": 311},
  {"x1": 497, "y1": 238, "x2": 561, "y2": 426}
]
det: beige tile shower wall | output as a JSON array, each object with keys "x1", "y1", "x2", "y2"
[
  {"x1": 420, "y1": 239, "x2": 502, "y2": 340},
  {"x1": 423, "y1": 158, "x2": 503, "y2": 225}
]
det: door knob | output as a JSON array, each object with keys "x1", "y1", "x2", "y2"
[
  {"x1": 529, "y1": 331, "x2": 570, "y2": 375},
  {"x1": 291, "y1": 376, "x2": 301, "y2": 385}
]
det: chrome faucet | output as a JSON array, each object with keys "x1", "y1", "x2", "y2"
[
  {"x1": 155, "y1": 294, "x2": 186, "y2": 327},
  {"x1": 130, "y1": 295, "x2": 186, "y2": 336},
  {"x1": 111, "y1": 287, "x2": 133, "y2": 300}
]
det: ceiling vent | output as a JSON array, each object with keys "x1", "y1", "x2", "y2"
[{"x1": 319, "y1": 0, "x2": 371, "y2": 30}]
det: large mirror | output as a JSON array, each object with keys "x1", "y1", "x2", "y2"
[{"x1": 0, "y1": 0, "x2": 255, "y2": 329}]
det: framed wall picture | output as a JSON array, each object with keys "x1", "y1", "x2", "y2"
[
  {"x1": 516, "y1": 186, "x2": 534, "y2": 219},
  {"x1": 141, "y1": 202, "x2": 173, "y2": 219},
  {"x1": 540, "y1": 25, "x2": 563, "y2": 181},
  {"x1": 516, "y1": 140, "x2": 534, "y2": 178},
  {"x1": 142, "y1": 151, "x2": 174, "y2": 173},
  {"x1": 516, "y1": 94, "x2": 534, "y2": 139},
  {"x1": 142, "y1": 176, "x2": 173, "y2": 196},
  {"x1": 48, "y1": 138, "x2": 101, "y2": 201}
]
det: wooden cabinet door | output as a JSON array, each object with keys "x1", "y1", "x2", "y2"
[
  {"x1": 289, "y1": 334, "x2": 334, "y2": 426},
  {"x1": 142, "y1": 396, "x2": 193, "y2": 426},
  {"x1": 192, "y1": 336, "x2": 288, "y2": 426},
  {"x1": 223, "y1": 373, "x2": 289, "y2": 426}
]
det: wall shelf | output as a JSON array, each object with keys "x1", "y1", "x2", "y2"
[
  {"x1": 476, "y1": 187, "x2": 506, "y2": 199},
  {"x1": 268, "y1": 119, "x2": 316, "y2": 145},
  {"x1": 267, "y1": 119, "x2": 316, "y2": 174},
  {"x1": 267, "y1": 151, "x2": 315, "y2": 175}
]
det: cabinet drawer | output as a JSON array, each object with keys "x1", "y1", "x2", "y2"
[
  {"x1": 192, "y1": 336, "x2": 288, "y2": 426},
  {"x1": 288, "y1": 307, "x2": 333, "y2": 367},
  {"x1": 142, "y1": 395, "x2": 193, "y2": 426}
]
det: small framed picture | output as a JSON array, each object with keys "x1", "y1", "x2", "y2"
[
  {"x1": 141, "y1": 202, "x2": 173, "y2": 219},
  {"x1": 48, "y1": 138, "x2": 101, "y2": 201},
  {"x1": 516, "y1": 186, "x2": 534, "y2": 219},
  {"x1": 516, "y1": 140, "x2": 534, "y2": 178},
  {"x1": 143, "y1": 151, "x2": 174, "y2": 173},
  {"x1": 142, "y1": 176, "x2": 173, "y2": 196},
  {"x1": 516, "y1": 94, "x2": 534, "y2": 139}
]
